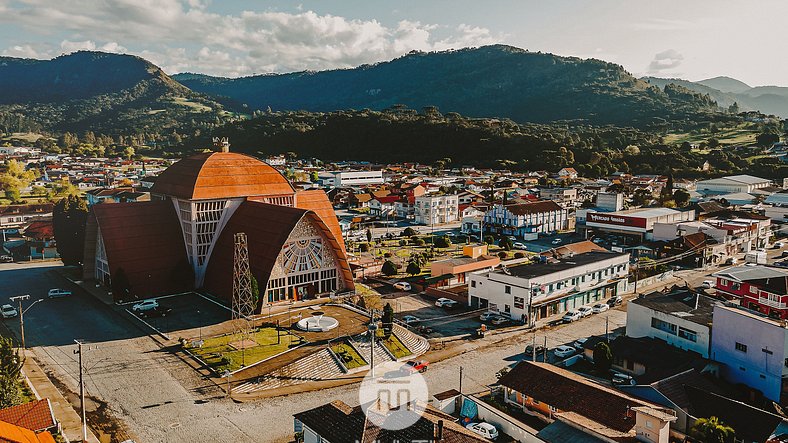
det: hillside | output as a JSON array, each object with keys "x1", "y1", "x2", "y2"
[
  {"x1": 646, "y1": 75, "x2": 788, "y2": 118},
  {"x1": 0, "y1": 51, "x2": 231, "y2": 135},
  {"x1": 174, "y1": 45, "x2": 718, "y2": 127}
]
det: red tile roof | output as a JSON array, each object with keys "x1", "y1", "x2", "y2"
[
  {"x1": 0, "y1": 400, "x2": 55, "y2": 433},
  {"x1": 22, "y1": 221, "x2": 53, "y2": 240},
  {"x1": 0, "y1": 420, "x2": 55, "y2": 443},
  {"x1": 89, "y1": 201, "x2": 189, "y2": 298},
  {"x1": 505, "y1": 200, "x2": 563, "y2": 215},
  {"x1": 151, "y1": 152, "x2": 294, "y2": 200}
]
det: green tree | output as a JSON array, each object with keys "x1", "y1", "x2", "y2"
[
  {"x1": 673, "y1": 189, "x2": 691, "y2": 207},
  {"x1": 406, "y1": 261, "x2": 421, "y2": 276},
  {"x1": 484, "y1": 235, "x2": 495, "y2": 245},
  {"x1": 402, "y1": 227, "x2": 417, "y2": 237},
  {"x1": 382, "y1": 260, "x2": 397, "y2": 276},
  {"x1": 123, "y1": 146, "x2": 135, "y2": 160},
  {"x1": 381, "y1": 303, "x2": 394, "y2": 337},
  {"x1": 593, "y1": 341, "x2": 613, "y2": 372},
  {"x1": 434, "y1": 235, "x2": 451, "y2": 248},
  {"x1": 53, "y1": 194, "x2": 89, "y2": 265},
  {"x1": 0, "y1": 337, "x2": 24, "y2": 408},
  {"x1": 499, "y1": 237, "x2": 513, "y2": 251},
  {"x1": 690, "y1": 416, "x2": 735, "y2": 443},
  {"x1": 756, "y1": 132, "x2": 780, "y2": 146},
  {"x1": 250, "y1": 273, "x2": 260, "y2": 310}
]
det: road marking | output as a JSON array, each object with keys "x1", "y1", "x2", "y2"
[{"x1": 124, "y1": 308, "x2": 171, "y2": 340}]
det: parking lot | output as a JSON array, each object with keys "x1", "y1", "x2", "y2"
[
  {"x1": 390, "y1": 293, "x2": 486, "y2": 337},
  {"x1": 121, "y1": 292, "x2": 231, "y2": 335}
]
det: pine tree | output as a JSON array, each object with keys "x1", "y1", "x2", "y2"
[{"x1": 53, "y1": 194, "x2": 89, "y2": 265}]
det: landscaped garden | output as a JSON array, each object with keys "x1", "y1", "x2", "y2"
[
  {"x1": 330, "y1": 341, "x2": 367, "y2": 369},
  {"x1": 187, "y1": 326, "x2": 303, "y2": 372},
  {"x1": 377, "y1": 331, "x2": 411, "y2": 359}
]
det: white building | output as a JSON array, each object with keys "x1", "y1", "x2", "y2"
[
  {"x1": 483, "y1": 201, "x2": 570, "y2": 240},
  {"x1": 414, "y1": 194, "x2": 458, "y2": 225},
  {"x1": 626, "y1": 289, "x2": 717, "y2": 358},
  {"x1": 468, "y1": 250, "x2": 629, "y2": 323},
  {"x1": 539, "y1": 187, "x2": 577, "y2": 208},
  {"x1": 326, "y1": 170, "x2": 384, "y2": 187},
  {"x1": 696, "y1": 175, "x2": 772, "y2": 195},
  {"x1": 710, "y1": 304, "x2": 788, "y2": 403},
  {"x1": 585, "y1": 207, "x2": 695, "y2": 242}
]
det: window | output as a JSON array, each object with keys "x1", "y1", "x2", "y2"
[
  {"x1": 731, "y1": 282, "x2": 741, "y2": 291},
  {"x1": 651, "y1": 317, "x2": 677, "y2": 335},
  {"x1": 749, "y1": 286, "x2": 758, "y2": 294},
  {"x1": 514, "y1": 296, "x2": 524, "y2": 309},
  {"x1": 678, "y1": 327, "x2": 697, "y2": 342},
  {"x1": 735, "y1": 342, "x2": 747, "y2": 353},
  {"x1": 505, "y1": 285, "x2": 511, "y2": 294},
  {"x1": 718, "y1": 278, "x2": 728, "y2": 287},
  {"x1": 471, "y1": 281, "x2": 476, "y2": 288}
]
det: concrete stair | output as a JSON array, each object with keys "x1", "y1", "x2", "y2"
[
  {"x1": 233, "y1": 348, "x2": 343, "y2": 394},
  {"x1": 393, "y1": 324, "x2": 430, "y2": 357},
  {"x1": 352, "y1": 336, "x2": 394, "y2": 367}
]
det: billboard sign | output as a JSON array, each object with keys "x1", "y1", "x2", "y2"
[{"x1": 587, "y1": 212, "x2": 647, "y2": 229}]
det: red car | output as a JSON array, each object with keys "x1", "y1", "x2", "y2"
[{"x1": 401, "y1": 360, "x2": 429, "y2": 374}]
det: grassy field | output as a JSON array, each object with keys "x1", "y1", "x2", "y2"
[
  {"x1": 663, "y1": 123, "x2": 758, "y2": 146},
  {"x1": 330, "y1": 342, "x2": 367, "y2": 369},
  {"x1": 378, "y1": 332, "x2": 411, "y2": 359},
  {"x1": 170, "y1": 97, "x2": 213, "y2": 113},
  {"x1": 0, "y1": 132, "x2": 42, "y2": 143},
  {"x1": 189, "y1": 327, "x2": 302, "y2": 372}
]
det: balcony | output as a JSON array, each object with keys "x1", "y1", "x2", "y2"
[{"x1": 759, "y1": 296, "x2": 788, "y2": 310}]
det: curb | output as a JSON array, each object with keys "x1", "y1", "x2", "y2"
[{"x1": 123, "y1": 309, "x2": 171, "y2": 340}]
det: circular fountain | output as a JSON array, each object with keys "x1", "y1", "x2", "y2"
[{"x1": 296, "y1": 311, "x2": 339, "y2": 332}]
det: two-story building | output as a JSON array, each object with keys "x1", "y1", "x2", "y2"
[
  {"x1": 713, "y1": 265, "x2": 788, "y2": 320},
  {"x1": 0, "y1": 204, "x2": 54, "y2": 229},
  {"x1": 414, "y1": 194, "x2": 458, "y2": 225},
  {"x1": 468, "y1": 249, "x2": 629, "y2": 323},
  {"x1": 538, "y1": 187, "x2": 578, "y2": 208},
  {"x1": 710, "y1": 304, "x2": 788, "y2": 403},
  {"x1": 483, "y1": 201, "x2": 570, "y2": 240}
]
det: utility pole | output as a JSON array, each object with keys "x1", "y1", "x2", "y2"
[
  {"x1": 459, "y1": 366, "x2": 463, "y2": 396},
  {"x1": 73, "y1": 339, "x2": 91, "y2": 442},
  {"x1": 543, "y1": 336, "x2": 548, "y2": 362},
  {"x1": 532, "y1": 335, "x2": 536, "y2": 362},
  {"x1": 10, "y1": 295, "x2": 29, "y2": 349},
  {"x1": 368, "y1": 318, "x2": 378, "y2": 378},
  {"x1": 605, "y1": 315, "x2": 609, "y2": 343}
]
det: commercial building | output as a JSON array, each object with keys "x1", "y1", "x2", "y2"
[
  {"x1": 710, "y1": 304, "x2": 788, "y2": 403},
  {"x1": 585, "y1": 207, "x2": 695, "y2": 242},
  {"x1": 325, "y1": 170, "x2": 384, "y2": 187},
  {"x1": 712, "y1": 265, "x2": 788, "y2": 319},
  {"x1": 696, "y1": 174, "x2": 772, "y2": 195},
  {"x1": 626, "y1": 289, "x2": 717, "y2": 358},
  {"x1": 653, "y1": 212, "x2": 771, "y2": 255},
  {"x1": 468, "y1": 248, "x2": 629, "y2": 323},
  {"x1": 414, "y1": 194, "x2": 458, "y2": 225},
  {"x1": 538, "y1": 187, "x2": 577, "y2": 208},
  {"x1": 83, "y1": 146, "x2": 353, "y2": 306},
  {"x1": 483, "y1": 201, "x2": 570, "y2": 240}
]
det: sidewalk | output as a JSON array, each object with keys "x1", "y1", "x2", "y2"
[{"x1": 22, "y1": 350, "x2": 100, "y2": 443}]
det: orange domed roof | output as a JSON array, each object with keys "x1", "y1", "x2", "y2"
[{"x1": 151, "y1": 152, "x2": 294, "y2": 200}]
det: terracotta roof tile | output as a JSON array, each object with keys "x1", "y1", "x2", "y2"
[
  {"x1": 0, "y1": 419, "x2": 54, "y2": 443},
  {"x1": 151, "y1": 152, "x2": 294, "y2": 200},
  {"x1": 0, "y1": 400, "x2": 55, "y2": 433},
  {"x1": 504, "y1": 200, "x2": 563, "y2": 215}
]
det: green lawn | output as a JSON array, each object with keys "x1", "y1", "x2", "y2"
[
  {"x1": 663, "y1": 123, "x2": 759, "y2": 146},
  {"x1": 188, "y1": 327, "x2": 302, "y2": 372},
  {"x1": 378, "y1": 332, "x2": 411, "y2": 359},
  {"x1": 331, "y1": 342, "x2": 367, "y2": 369}
]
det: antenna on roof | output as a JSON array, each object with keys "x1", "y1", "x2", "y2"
[{"x1": 213, "y1": 137, "x2": 230, "y2": 153}]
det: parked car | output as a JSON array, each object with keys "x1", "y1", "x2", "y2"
[
  {"x1": 435, "y1": 298, "x2": 458, "y2": 308},
  {"x1": 701, "y1": 280, "x2": 715, "y2": 289},
  {"x1": 783, "y1": 250, "x2": 788, "y2": 258},
  {"x1": 131, "y1": 299, "x2": 159, "y2": 312},
  {"x1": 591, "y1": 303, "x2": 609, "y2": 314},
  {"x1": 513, "y1": 242, "x2": 527, "y2": 250},
  {"x1": 465, "y1": 422, "x2": 499, "y2": 440},
  {"x1": 138, "y1": 306, "x2": 172, "y2": 318},
  {"x1": 551, "y1": 238, "x2": 562, "y2": 245},
  {"x1": 479, "y1": 311, "x2": 498, "y2": 322},
  {"x1": 607, "y1": 296, "x2": 623, "y2": 307},
  {"x1": 775, "y1": 241, "x2": 785, "y2": 249},
  {"x1": 0, "y1": 255, "x2": 12, "y2": 263},
  {"x1": 393, "y1": 282, "x2": 411, "y2": 291},
  {"x1": 1, "y1": 304, "x2": 18, "y2": 319},
  {"x1": 561, "y1": 311, "x2": 581, "y2": 322},
  {"x1": 524, "y1": 344, "x2": 546, "y2": 357},
  {"x1": 401, "y1": 360, "x2": 429, "y2": 374},
  {"x1": 611, "y1": 371, "x2": 637, "y2": 386},
  {"x1": 402, "y1": 315, "x2": 421, "y2": 324},
  {"x1": 553, "y1": 345, "x2": 576, "y2": 358},
  {"x1": 725, "y1": 257, "x2": 738, "y2": 265},
  {"x1": 573, "y1": 338, "x2": 588, "y2": 349},
  {"x1": 47, "y1": 288, "x2": 72, "y2": 298},
  {"x1": 577, "y1": 306, "x2": 593, "y2": 317},
  {"x1": 592, "y1": 238, "x2": 604, "y2": 244},
  {"x1": 491, "y1": 316, "x2": 509, "y2": 326}
]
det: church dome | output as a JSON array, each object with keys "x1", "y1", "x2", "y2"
[{"x1": 151, "y1": 152, "x2": 294, "y2": 200}]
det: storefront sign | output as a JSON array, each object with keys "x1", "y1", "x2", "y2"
[{"x1": 587, "y1": 212, "x2": 647, "y2": 229}]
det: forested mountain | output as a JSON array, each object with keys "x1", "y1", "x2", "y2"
[
  {"x1": 0, "y1": 51, "x2": 232, "y2": 135},
  {"x1": 174, "y1": 45, "x2": 719, "y2": 127},
  {"x1": 645, "y1": 75, "x2": 788, "y2": 118}
]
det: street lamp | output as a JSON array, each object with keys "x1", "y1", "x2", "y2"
[{"x1": 10, "y1": 295, "x2": 44, "y2": 349}]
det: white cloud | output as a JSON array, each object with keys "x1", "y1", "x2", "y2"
[
  {"x1": 647, "y1": 49, "x2": 684, "y2": 74},
  {"x1": 0, "y1": 1, "x2": 501, "y2": 76}
]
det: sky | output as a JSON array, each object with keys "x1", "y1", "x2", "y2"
[{"x1": 0, "y1": 0, "x2": 785, "y2": 86}]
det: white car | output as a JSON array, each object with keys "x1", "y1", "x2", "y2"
[
  {"x1": 701, "y1": 280, "x2": 715, "y2": 289},
  {"x1": 131, "y1": 299, "x2": 159, "y2": 312},
  {"x1": 479, "y1": 311, "x2": 498, "y2": 322},
  {"x1": 435, "y1": 298, "x2": 458, "y2": 308},
  {"x1": 573, "y1": 337, "x2": 588, "y2": 349},
  {"x1": 577, "y1": 306, "x2": 593, "y2": 317},
  {"x1": 592, "y1": 238, "x2": 604, "y2": 244},
  {"x1": 591, "y1": 303, "x2": 609, "y2": 314},
  {"x1": 513, "y1": 242, "x2": 527, "y2": 250},
  {"x1": 552, "y1": 238, "x2": 562, "y2": 245},
  {"x1": 1, "y1": 304, "x2": 18, "y2": 319},
  {"x1": 611, "y1": 371, "x2": 637, "y2": 386},
  {"x1": 402, "y1": 315, "x2": 421, "y2": 324},
  {"x1": 562, "y1": 311, "x2": 581, "y2": 322},
  {"x1": 393, "y1": 282, "x2": 411, "y2": 291},
  {"x1": 465, "y1": 422, "x2": 499, "y2": 440},
  {"x1": 48, "y1": 288, "x2": 72, "y2": 298},
  {"x1": 775, "y1": 241, "x2": 785, "y2": 249},
  {"x1": 491, "y1": 316, "x2": 509, "y2": 326},
  {"x1": 553, "y1": 345, "x2": 576, "y2": 358}
]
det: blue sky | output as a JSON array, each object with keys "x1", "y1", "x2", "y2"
[{"x1": 0, "y1": 0, "x2": 785, "y2": 86}]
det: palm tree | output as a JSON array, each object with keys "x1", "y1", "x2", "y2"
[{"x1": 690, "y1": 416, "x2": 734, "y2": 443}]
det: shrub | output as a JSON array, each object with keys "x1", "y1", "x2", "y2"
[
  {"x1": 434, "y1": 236, "x2": 451, "y2": 248},
  {"x1": 382, "y1": 260, "x2": 397, "y2": 276},
  {"x1": 399, "y1": 239, "x2": 407, "y2": 247},
  {"x1": 406, "y1": 261, "x2": 421, "y2": 276},
  {"x1": 514, "y1": 252, "x2": 525, "y2": 259},
  {"x1": 497, "y1": 251, "x2": 508, "y2": 259},
  {"x1": 358, "y1": 242, "x2": 370, "y2": 252}
]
